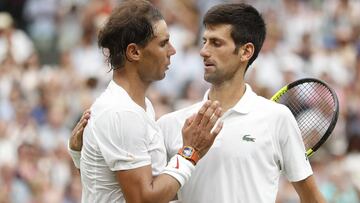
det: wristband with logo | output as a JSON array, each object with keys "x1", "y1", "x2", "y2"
[{"x1": 162, "y1": 154, "x2": 195, "y2": 187}]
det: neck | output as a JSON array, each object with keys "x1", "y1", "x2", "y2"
[
  {"x1": 208, "y1": 79, "x2": 246, "y2": 113},
  {"x1": 113, "y1": 67, "x2": 149, "y2": 109}
]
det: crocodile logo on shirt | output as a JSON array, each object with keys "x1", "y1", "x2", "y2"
[{"x1": 242, "y1": 134, "x2": 255, "y2": 142}]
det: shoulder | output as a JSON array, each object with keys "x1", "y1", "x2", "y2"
[
  {"x1": 253, "y1": 94, "x2": 292, "y2": 117},
  {"x1": 249, "y1": 94, "x2": 296, "y2": 131},
  {"x1": 91, "y1": 98, "x2": 146, "y2": 127},
  {"x1": 157, "y1": 101, "x2": 203, "y2": 125},
  {"x1": 91, "y1": 87, "x2": 146, "y2": 117}
]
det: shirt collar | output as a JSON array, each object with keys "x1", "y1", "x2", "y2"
[{"x1": 202, "y1": 83, "x2": 257, "y2": 114}]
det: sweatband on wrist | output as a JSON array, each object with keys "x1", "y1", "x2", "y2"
[
  {"x1": 162, "y1": 154, "x2": 195, "y2": 187},
  {"x1": 68, "y1": 140, "x2": 81, "y2": 169}
]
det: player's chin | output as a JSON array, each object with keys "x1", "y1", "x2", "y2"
[
  {"x1": 203, "y1": 74, "x2": 212, "y2": 83},
  {"x1": 161, "y1": 66, "x2": 169, "y2": 76},
  {"x1": 204, "y1": 73, "x2": 218, "y2": 83},
  {"x1": 157, "y1": 71, "x2": 167, "y2": 80},
  {"x1": 160, "y1": 73, "x2": 166, "y2": 80}
]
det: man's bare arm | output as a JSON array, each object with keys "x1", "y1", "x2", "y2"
[{"x1": 292, "y1": 175, "x2": 326, "y2": 203}]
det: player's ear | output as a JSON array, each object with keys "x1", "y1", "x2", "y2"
[
  {"x1": 126, "y1": 43, "x2": 141, "y2": 62},
  {"x1": 239, "y1": 42, "x2": 254, "y2": 62}
]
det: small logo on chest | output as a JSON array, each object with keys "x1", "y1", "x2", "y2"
[{"x1": 242, "y1": 134, "x2": 256, "y2": 142}]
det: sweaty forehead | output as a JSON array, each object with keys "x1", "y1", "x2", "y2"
[{"x1": 203, "y1": 24, "x2": 232, "y2": 39}]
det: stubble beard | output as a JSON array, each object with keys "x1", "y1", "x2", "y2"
[{"x1": 204, "y1": 71, "x2": 221, "y2": 85}]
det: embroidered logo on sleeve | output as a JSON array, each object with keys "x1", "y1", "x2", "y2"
[{"x1": 242, "y1": 134, "x2": 256, "y2": 142}]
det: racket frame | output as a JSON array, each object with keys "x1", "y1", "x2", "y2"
[{"x1": 271, "y1": 78, "x2": 339, "y2": 157}]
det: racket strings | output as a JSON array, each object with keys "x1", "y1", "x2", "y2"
[
  {"x1": 296, "y1": 86, "x2": 332, "y2": 148},
  {"x1": 304, "y1": 96, "x2": 334, "y2": 148},
  {"x1": 291, "y1": 84, "x2": 333, "y2": 148},
  {"x1": 279, "y1": 82, "x2": 336, "y2": 150}
]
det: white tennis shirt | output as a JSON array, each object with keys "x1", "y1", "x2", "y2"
[
  {"x1": 158, "y1": 84, "x2": 312, "y2": 203},
  {"x1": 80, "y1": 80, "x2": 167, "y2": 203}
]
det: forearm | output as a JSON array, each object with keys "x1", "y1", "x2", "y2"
[
  {"x1": 134, "y1": 174, "x2": 180, "y2": 203},
  {"x1": 293, "y1": 176, "x2": 326, "y2": 203},
  {"x1": 299, "y1": 185, "x2": 325, "y2": 203},
  {"x1": 118, "y1": 155, "x2": 194, "y2": 203},
  {"x1": 299, "y1": 195, "x2": 326, "y2": 203},
  {"x1": 299, "y1": 196, "x2": 325, "y2": 203}
]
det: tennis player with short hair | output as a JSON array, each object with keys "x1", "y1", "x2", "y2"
[
  {"x1": 70, "y1": 2, "x2": 325, "y2": 203},
  {"x1": 157, "y1": 3, "x2": 325, "y2": 203},
  {"x1": 68, "y1": 1, "x2": 223, "y2": 203}
]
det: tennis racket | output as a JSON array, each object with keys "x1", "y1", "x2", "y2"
[{"x1": 271, "y1": 78, "x2": 339, "y2": 157}]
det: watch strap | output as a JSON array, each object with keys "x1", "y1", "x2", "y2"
[{"x1": 177, "y1": 146, "x2": 200, "y2": 165}]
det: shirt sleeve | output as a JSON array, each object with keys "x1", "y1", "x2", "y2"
[
  {"x1": 157, "y1": 114, "x2": 183, "y2": 160},
  {"x1": 94, "y1": 110, "x2": 152, "y2": 171},
  {"x1": 277, "y1": 106, "x2": 313, "y2": 182}
]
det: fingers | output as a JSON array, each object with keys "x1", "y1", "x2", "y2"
[
  {"x1": 198, "y1": 101, "x2": 220, "y2": 128},
  {"x1": 192, "y1": 101, "x2": 211, "y2": 125},
  {"x1": 181, "y1": 100, "x2": 223, "y2": 159},
  {"x1": 70, "y1": 110, "x2": 91, "y2": 151},
  {"x1": 73, "y1": 110, "x2": 91, "y2": 136},
  {"x1": 79, "y1": 116, "x2": 89, "y2": 129},
  {"x1": 184, "y1": 114, "x2": 196, "y2": 127},
  {"x1": 83, "y1": 109, "x2": 91, "y2": 114},
  {"x1": 82, "y1": 109, "x2": 91, "y2": 120},
  {"x1": 80, "y1": 109, "x2": 91, "y2": 127},
  {"x1": 206, "y1": 107, "x2": 222, "y2": 131},
  {"x1": 211, "y1": 121, "x2": 223, "y2": 138}
]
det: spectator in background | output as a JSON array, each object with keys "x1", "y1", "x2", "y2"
[
  {"x1": 23, "y1": 0, "x2": 58, "y2": 64},
  {"x1": 154, "y1": 0, "x2": 207, "y2": 99},
  {"x1": 0, "y1": 0, "x2": 27, "y2": 31},
  {"x1": 69, "y1": 21, "x2": 107, "y2": 82},
  {"x1": 0, "y1": 12, "x2": 34, "y2": 66}
]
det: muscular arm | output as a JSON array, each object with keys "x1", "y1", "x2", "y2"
[
  {"x1": 116, "y1": 165, "x2": 180, "y2": 203},
  {"x1": 292, "y1": 175, "x2": 326, "y2": 203}
]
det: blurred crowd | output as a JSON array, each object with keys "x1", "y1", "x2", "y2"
[{"x1": 0, "y1": 0, "x2": 359, "y2": 202}]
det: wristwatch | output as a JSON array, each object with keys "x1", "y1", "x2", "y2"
[{"x1": 178, "y1": 146, "x2": 200, "y2": 165}]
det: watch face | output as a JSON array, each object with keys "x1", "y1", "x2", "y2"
[{"x1": 183, "y1": 147, "x2": 193, "y2": 157}]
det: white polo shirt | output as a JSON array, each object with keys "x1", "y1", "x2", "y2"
[
  {"x1": 158, "y1": 84, "x2": 312, "y2": 203},
  {"x1": 80, "y1": 80, "x2": 167, "y2": 203}
]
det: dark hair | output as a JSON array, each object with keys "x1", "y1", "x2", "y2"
[
  {"x1": 98, "y1": 0, "x2": 163, "y2": 70},
  {"x1": 203, "y1": 3, "x2": 266, "y2": 71}
]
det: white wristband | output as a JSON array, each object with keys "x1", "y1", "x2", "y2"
[
  {"x1": 162, "y1": 154, "x2": 195, "y2": 187},
  {"x1": 68, "y1": 140, "x2": 81, "y2": 169}
]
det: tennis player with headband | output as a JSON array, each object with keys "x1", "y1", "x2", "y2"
[
  {"x1": 68, "y1": 1, "x2": 223, "y2": 202},
  {"x1": 69, "y1": 2, "x2": 325, "y2": 203}
]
